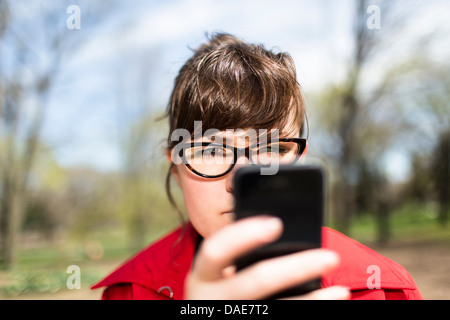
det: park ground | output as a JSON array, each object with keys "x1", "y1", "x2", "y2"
[
  {"x1": 3, "y1": 242, "x2": 449, "y2": 300},
  {"x1": 1, "y1": 210, "x2": 449, "y2": 300}
]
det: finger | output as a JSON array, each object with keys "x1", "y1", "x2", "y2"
[
  {"x1": 293, "y1": 286, "x2": 351, "y2": 300},
  {"x1": 222, "y1": 266, "x2": 236, "y2": 279},
  {"x1": 217, "y1": 249, "x2": 340, "y2": 300},
  {"x1": 192, "y1": 216, "x2": 283, "y2": 282}
]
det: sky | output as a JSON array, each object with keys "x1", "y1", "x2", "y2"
[{"x1": 7, "y1": 0, "x2": 450, "y2": 181}]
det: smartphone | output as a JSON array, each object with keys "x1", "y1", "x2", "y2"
[{"x1": 233, "y1": 164, "x2": 325, "y2": 299}]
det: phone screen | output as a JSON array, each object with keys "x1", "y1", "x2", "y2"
[{"x1": 233, "y1": 164, "x2": 325, "y2": 299}]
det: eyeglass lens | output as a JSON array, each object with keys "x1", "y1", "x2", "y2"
[{"x1": 183, "y1": 141, "x2": 300, "y2": 177}]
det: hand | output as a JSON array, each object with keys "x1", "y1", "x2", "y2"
[{"x1": 185, "y1": 216, "x2": 350, "y2": 300}]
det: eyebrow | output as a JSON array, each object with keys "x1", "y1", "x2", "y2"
[
  {"x1": 199, "y1": 128, "x2": 293, "y2": 141},
  {"x1": 197, "y1": 138, "x2": 294, "y2": 148}
]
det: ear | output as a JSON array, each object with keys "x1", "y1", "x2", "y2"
[
  {"x1": 166, "y1": 149, "x2": 172, "y2": 164},
  {"x1": 303, "y1": 141, "x2": 308, "y2": 156},
  {"x1": 166, "y1": 149, "x2": 181, "y2": 186}
]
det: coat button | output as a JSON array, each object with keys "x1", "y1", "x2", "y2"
[{"x1": 157, "y1": 286, "x2": 174, "y2": 299}]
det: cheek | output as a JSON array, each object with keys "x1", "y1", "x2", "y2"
[
  {"x1": 176, "y1": 168, "x2": 232, "y2": 237},
  {"x1": 181, "y1": 179, "x2": 219, "y2": 209},
  {"x1": 181, "y1": 177, "x2": 223, "y2": 216}
]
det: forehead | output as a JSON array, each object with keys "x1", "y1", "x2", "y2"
[{"x1": 195, "y1": 127, "x2": 300, "y2": 144}]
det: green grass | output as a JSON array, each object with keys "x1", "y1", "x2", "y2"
[
  {"x1": 0, "y1": 222, "x2": 180, "y2": 298},
  {"x1": 347, "y1": 203, "x2": 450, "y2": 246}
]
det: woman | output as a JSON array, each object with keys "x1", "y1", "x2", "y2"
[{"x1": 92, "y1": 33, "x2": 423, "y2": 300}]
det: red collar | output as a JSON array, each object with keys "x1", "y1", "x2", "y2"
[
  {"x1": 92, "y1": 224, "x2": 416, "y2": 298},
  {"x1": 91, "y1": 222, "x2": 198, "y2": 299}
]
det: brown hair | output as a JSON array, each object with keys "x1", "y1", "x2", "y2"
[{"x1": 164, "y1": 33, "x2": 307, "y2": 223}]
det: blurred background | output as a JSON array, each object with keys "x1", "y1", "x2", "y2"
[{"x1": 0, "y1": 0, "x2": 448, "y2": 299}]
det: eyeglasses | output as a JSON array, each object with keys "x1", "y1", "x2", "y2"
[{"x1": 175, "y1": 138, "x2": 306, "y2": 178}]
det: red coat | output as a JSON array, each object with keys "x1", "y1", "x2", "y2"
[{"x1": 91, "y1": 223, "x2": 423, "y2": 300}]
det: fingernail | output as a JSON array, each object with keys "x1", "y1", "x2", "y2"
[
  {"x1": 320, "y1": 250, "x2": 339, "y2": 266},
  {"x1": 263, "y1": 216, "x2": 283, "y2": 232},
  {"x1": 326, "y1": 286, "x2": 351, "y2": 300}
]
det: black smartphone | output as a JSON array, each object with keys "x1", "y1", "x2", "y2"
[{"x1": 233, "y1": 164, "x2": 325, "y2": 299}]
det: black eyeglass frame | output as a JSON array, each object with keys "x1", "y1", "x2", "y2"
[{"x1": 176, "y1": 138, "x2": 307, "y2": 178}]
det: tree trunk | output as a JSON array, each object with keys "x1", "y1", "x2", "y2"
[
  {"x1": 1, "y1": 192, "x2": 24, "y2": 270},
  {"x1": 435, "y1": 130, "x2": 450, "y2": 227},
  {"x1": 0, "y1": 171, "x2": 26, "y2": 270},
  {"x1": 375, "y1": 200, "x2": 391, "y2": 246}
]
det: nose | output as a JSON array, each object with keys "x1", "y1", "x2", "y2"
[{"x1": 225, "y1": 154, "x2": 250, "y2": 193}]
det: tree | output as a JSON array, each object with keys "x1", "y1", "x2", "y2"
[
  {"x1": 310, "y1": 0, "x2": 442, "y2": 241},
  {"x1": 0, "y1": 1, "x2": 66, "y2": 269},
  {"x1": 111, "y1": 46, "x2": 178, "y2": 249},
  {"x1": 312, "y1": 1, "x2": 394, "y2": 235},
  {"x1": 390, "y1": 56, "x2": 450, "y2": 227},
  {"x1": 0, "y1": 1, "x2": 112, "y2": 270},
  {"x1": 432, "y1": 129, "x2": 450, "y2": 227},
  {"x1": 416, "y1": 66, "x2": 450, "y2": 227}
]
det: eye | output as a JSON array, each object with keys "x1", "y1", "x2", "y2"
[
  {"x1": 197, "y1": 147, "x2": 224, "y2": 157},
  {"x1": 258, "y1": 144, "x2": 289, "y2": 154}
]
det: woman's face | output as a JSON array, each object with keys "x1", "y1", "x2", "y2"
[{"x1": 170, "y1": 127, "x2": 301, "y2": 238}]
